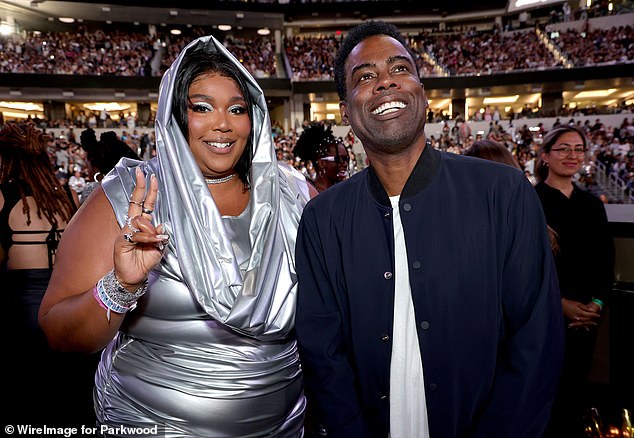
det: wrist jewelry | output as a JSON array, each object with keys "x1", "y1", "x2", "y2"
[
  {"x1": 591, "y1": 298, "x2": 604, "y2": 311},
  {"x1": 95, "y1": 269, "x2": 148, "y2": 321}
]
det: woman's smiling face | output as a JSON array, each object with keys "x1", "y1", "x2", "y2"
[
  {"x1": 187, "y1": 72, "x2": 251, "y2": 178},
  {"x1": 542, "y1": 131, "x2": 586, "y2": 179}
]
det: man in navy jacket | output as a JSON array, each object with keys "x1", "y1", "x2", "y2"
[{"x1": 295, "y1": 21, "x2": 564, "y2": 438}]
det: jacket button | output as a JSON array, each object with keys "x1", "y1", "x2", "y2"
[
  {"x1": 380, "y1": 394, "x2": 388, "y2": 400},
  {"x1": 384, "y1": 211, "x2": 391, "y2": 218},
  {"x1": 318, "y1": 424, "x2": 328, "y2": 436},
  {"x1": 412, "y1": 260, "x2": 421, "y2": 269},
  {"x1": 420, "y1": 321, "x2": 430, "y2": 330},
  {"x1": 384, "y1": 272, "x2": 393, "y2": 280},
  {"x1": 403, "y1": 203, "x2": 412, "y2": 212},
  {"x1": 428, "y1": 383, "x2": 438, "y2": 391},
  {"x1": 381, "y1": 334, "x2": 390, "y2": 342}
]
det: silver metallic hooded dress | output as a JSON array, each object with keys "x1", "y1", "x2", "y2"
[{"x1": 96, "y1": 36, "x2": 309, "y2": 437}]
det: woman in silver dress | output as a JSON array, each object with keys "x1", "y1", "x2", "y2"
[{"x1": 39, "y1": 36, "x2": 312, "y2": 437}]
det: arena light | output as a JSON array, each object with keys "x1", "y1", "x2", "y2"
[
  {"x1": 431, "y1": 98, "x2": 451, "y2": 108},
  {"x1": 0, "y1": 21, "x2": 14, "y2": 35},
  {"x1": 257, "y1": 28, "x2": 271, "y2": 36},
  {"x1": 170, "y1": 29, "x2": 182, "y2": 35},
  {"x1": 218, "y1": 24, "x2": 232, "y2": 31},
  {"x1": 482, "y1": 95, "x2": 520, "y2": 104},
  {"x1": 573, "y1": 89, "x2": 616, "y2": 99},
  {"x1": 58, "y1": 17, "x2": 75, "y2": 23},
  {"x1": 84, "y1": 102, "x2": 130, "y2": 112},
  {"x1": 0, "y1": 101, "x2": 43, "y2": 111},
  {"x1": 0, "y1": 111, "x2": 33, "y2": 119}
]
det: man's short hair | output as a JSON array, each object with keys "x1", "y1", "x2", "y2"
[{"x1": 334, "y1": 20, "x2": 418, "y2": 101}]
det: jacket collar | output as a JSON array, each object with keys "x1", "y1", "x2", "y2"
[{"x1": 367, "y1": 140, "x2": 440, "y2": 207}]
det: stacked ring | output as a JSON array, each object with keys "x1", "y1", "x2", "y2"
[
  {"x1": 125, "y1": 215, "x2": 140, "y2": 233},
  {"x1": 123, "y1": 232, "x2": 135, "y2": 243},
  {"x1": 142, "y1": 207, "x2": 154, "y2": 214},
  {"x1": 129, "y1": 200, "x2": 143, "y2": 207}
]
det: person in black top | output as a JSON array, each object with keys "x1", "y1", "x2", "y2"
[{"x1": 535, "y1": 125, "x2": 615, "y2": 437}]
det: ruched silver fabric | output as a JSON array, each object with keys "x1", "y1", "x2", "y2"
[{"x1": 97, "y1": 35, "x2": 309, "y2": 437}]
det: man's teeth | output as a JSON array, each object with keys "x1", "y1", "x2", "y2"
[
  {"x1": 206, "y1": 141, "x2": 231, "y2": 148},
  {"x1": 373, "y1": 101, "x2": 406, "y2": 115}
]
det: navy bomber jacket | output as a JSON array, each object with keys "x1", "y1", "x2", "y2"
[{"x1": 295, "y1": 144, "x2": 564, "y2": 438}]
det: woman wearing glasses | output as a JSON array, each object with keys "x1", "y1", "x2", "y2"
[{"x1": 535, "y1": 125, "x2": 615, "y2": 437}]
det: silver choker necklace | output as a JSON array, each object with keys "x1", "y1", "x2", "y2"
[{"x1": 204, "y1": 173, "x2": 236, "y2": 185}]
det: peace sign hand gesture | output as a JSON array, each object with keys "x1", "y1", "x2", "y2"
[{"x1": 113, "y1": 167, "x2": 169, "y2": 291}]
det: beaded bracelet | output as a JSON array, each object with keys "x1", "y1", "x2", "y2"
[
  {"x1": 591, "y1": 298, "x2": 604, "y2": 311},
  {"x1": 94, "y1": 269, "x2": 148, "y2": 321}
]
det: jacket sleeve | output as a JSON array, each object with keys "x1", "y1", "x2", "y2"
[
  {"x1": 471, "y1": 176, "x2": 565, "y2": 438},
  {"x1": 294, "y1": 204, "x2": 371, "y2": 438}
]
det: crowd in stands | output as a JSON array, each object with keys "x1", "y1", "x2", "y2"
[
  {"x1": 413, "y1": 28, "x2": 564, "y2": 75},
  {"x1": 1, "y1": 19, "x2": 632, "y2": 79},
  {"x1": 225, "y1": 36, "x2": 278, "y2": 78},
  {"x1": 1, "y1": 5, "x2": 632, "y2": 198},
  {"x1": 0, "y1": 28, "x2": 157, "y2": 76},
  {"x1": 0, "y1": 26, "x2": 277, "y2": 78},
  {"x1": 554, "y1": 25, "x2": 634, "y2": 66},
  {"x1": 426, "y1": 114, "x2": 634, "y2": 201},
  {"x1": 285, "y1": 35, "x2": 338, "y2": 80},
  {"x1": 21, "y1": 113, "x2": 631, "y2": 205}
]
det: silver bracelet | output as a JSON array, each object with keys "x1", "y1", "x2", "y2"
[{"x1": 98, "y1": 269, "x2": 148, "y2": 313}]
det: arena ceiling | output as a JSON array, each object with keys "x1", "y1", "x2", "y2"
[
  {"x1": 45, "y1": 0, "x2": 510, "y2": 18},
  {"x1": 1, "y1": 0, "x2": 510, "y2": 33}
]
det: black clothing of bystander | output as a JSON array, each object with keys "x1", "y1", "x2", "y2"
[
  {"x1": 535, "y1": 182, "x2": 614, "y2": 306},
  {"x1": 536, "y1": 181, "x2": 615, "y2": 437}
]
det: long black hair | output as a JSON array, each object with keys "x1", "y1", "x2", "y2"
[
  {"x1": 173, "y1": 46, "x2": 255, "y2": 188},
  {"x1": 80, "y1": 128, "x2": 140, "y2": 178}
]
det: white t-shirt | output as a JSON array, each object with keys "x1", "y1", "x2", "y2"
[{"x1": 389, "y1": 195, "x2": 430, "y2": 438}]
